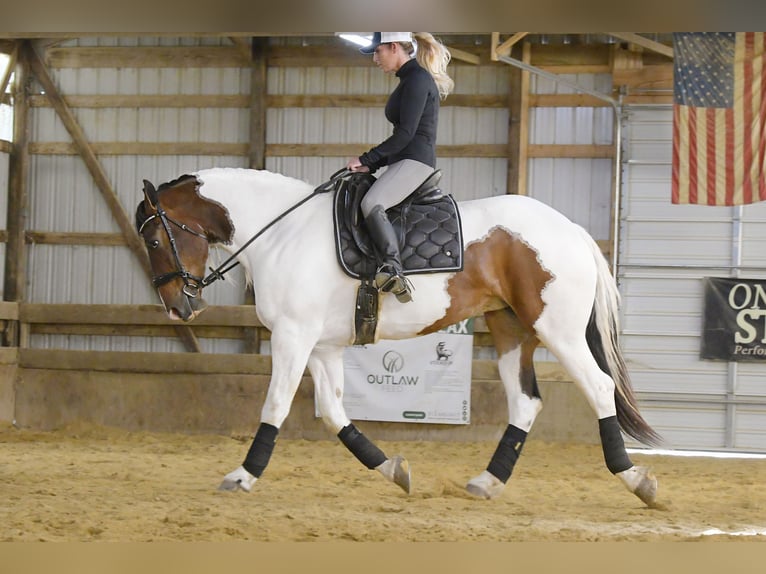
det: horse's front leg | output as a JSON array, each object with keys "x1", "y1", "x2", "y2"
[
  {"x1": 218, "y1": 325, "x2": 315, "y2": 493},
  {"x1": 309, "y1": 346, "x2": 411, "y2": 494}
]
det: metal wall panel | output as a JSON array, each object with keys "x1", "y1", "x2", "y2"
[
  {"x1": 527, "y1": 73, "x2": 614, "y2": 240},
  {"x1": 620, "y1": 105, "x2": 766, "y2": 452}
]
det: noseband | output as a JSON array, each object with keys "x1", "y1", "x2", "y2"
[{"x1": 139, "y1": 204, "x2": 208, "y2": 298}]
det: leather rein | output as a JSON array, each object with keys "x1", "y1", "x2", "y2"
[{"x1": 139, "y1": 168, "x2": 350, "y2": 297}]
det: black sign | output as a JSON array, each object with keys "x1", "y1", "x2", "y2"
[{"x1": 702, "y1": 277, "x2": 766, "y2": 361}]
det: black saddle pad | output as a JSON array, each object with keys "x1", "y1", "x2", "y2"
[{"x1": 332, "y1": 173, "x2": 464, "y2": 280}]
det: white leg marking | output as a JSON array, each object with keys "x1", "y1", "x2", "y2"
[
  {"x1": 498, "y1": 348, "x2": 543, "y2": 432},
  {"x1": 466, "y1": 470, "x2": 506, "y2": 500}
]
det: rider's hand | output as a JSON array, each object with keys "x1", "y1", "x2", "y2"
[{"x1": 346, "y1": 158, "x2": 370, "y2": 173}]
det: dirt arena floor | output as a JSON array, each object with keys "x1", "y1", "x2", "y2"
[{"x1": 1, "y1": 421, "x2": 765, "y2": 542}]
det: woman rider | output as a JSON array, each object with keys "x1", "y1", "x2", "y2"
[{"x1": 347, "y1": 32, "x2": 454, "y2": 303}]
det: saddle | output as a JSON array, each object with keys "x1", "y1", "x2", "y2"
[
  {"x1": 333, "y1": 170, "x2": 464, "y2": 280},
  {"x1": 331, "y1": 169, "x2": 464, "y2": 345}
]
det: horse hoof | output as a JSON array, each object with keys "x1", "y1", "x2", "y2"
[
  {"x1": 617, "y1": 465, "x2": 658, "y2": 507},
  {"x1": 632, "y1": 466, "x2": 658, "y2": 507},
  {"x1": 217, "y1": 466, "x2": 257, "y2": 492},
  {"x1": 466, "y1": 470, "x2": 505, "y2": 500},
  {"x1": 391, "y1": 455, "x2": 411, "y2": 494},
  {"x1": 377, "y1": 455, "x2": 411, "y2": 494}
]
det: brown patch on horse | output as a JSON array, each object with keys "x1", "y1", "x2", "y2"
[
  {"x1": 154, "y1": 175, "x2": 234, "y2": 244},
  {"x1": 484, "y1": 308, "x2": 541, "y2": 399},
  {"x1": 419, "y1": 227, "x2": 554, "y2": 336}
]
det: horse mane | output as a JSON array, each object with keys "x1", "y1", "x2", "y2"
[{"x1": 157, "y1": 173, "x2": 199, "y2": 193}]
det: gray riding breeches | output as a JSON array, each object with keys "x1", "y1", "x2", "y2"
[{"x1": 360, "y1": 159, "x2": 435, "y2": 217}]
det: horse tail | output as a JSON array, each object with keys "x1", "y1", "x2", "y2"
[{"x1": 580, "y1": 228, "x2": 662, "y2": 447}]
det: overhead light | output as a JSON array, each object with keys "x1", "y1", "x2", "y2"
[{"x1": 337, "y1": 33, "x2": 373, "y2": 48}]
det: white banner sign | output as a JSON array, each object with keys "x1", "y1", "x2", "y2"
[{"x1": 332, "y1": 319, "x2": 473, "y2": 425}]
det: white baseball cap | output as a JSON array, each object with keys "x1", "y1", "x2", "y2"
[{"x1": 359, "y1": 32, "x2": 413, "y2": 54}]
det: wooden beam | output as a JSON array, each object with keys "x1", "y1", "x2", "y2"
[
  {"x1": 0, "y1": 140, "x2": 11, "y2": 153},
  {"x1": 527, "y1": 144, "x2": 616, "y2": 159},
  {"x1": 25, "y1": 43, "x2": 201, "y2": 353},
  {"x1": 249, "y1": 37, "x2": 268, "y2": 170},
  {"x1": 24, "y1": 231, "x2": 128, "y2": 245},
  {"x1": 229, "y1": 36, "x2": 252, "y2": 60},
  {"x1": 506, "y1": 42, "x2": 527, "y2": 196},
  {"x1": 19, "y1": 303, "x2": 263, "y2": 327},
  {"x1": 28, "y1": 142, "x2": 510, "y2": 158},
  {"x1": 26, "y1": 93, "x2": 507, "y2": 109},
  {"x1": 27, "y1": 94, "x2": 249, "y2": 108},
  {"x1": 28, "y1": 142, "x2": 249, "y2": 155},
  {"x1": 529, "y1": 93, "x2": 612, "y2": 107},
  {"x1": 4, "y1": 43, "x2": 29, "y2": 308},
  {"x1": 2, "y1": 43, "x2": 29, "y2": 348},
  {"x1": 447, "y1": 46, "x2": 480, "y2": 65},
  {"x1": 612, "y1": 64, "x2": 673, "y2": 91},
  {"x1": 45, "y1": 46, "x2": 248, "y2": 68},
  {"x1": 516, "y1": 43, "x2": 531, "y2": 195},
  {"x1": 18, "y1": 348, "x2": 275, "y2": 375},
  {"x1": 608, "y1": 32, "x2": 673, "y2": 59},
  {"x1": 492, "y1": 32, "x2": 529, "y2": 60},
  {"x1": 529, "y1": 45, "x2": 610, "y2": 69}
]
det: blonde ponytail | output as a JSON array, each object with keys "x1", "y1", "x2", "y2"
[{"x1": 410, "y1": 32, "x2": 455, "y2": 100}]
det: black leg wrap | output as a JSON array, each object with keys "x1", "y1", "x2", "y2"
[
  {"x1": 599, "y1": 415, "x2": 633, "y2": 474},
  {"x1": 242, "y1": 423, "x2": 279, "y2": 478},
  {"x1": 487, "y1": 424, "x2": 528, "y2": 483},
  {"x1": 338, "y1": 423, "x2": 387, "y2": 469}
]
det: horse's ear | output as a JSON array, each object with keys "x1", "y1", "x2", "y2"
[{"x1": 143, "y1": 179, "x2": 158, "y2": 209}]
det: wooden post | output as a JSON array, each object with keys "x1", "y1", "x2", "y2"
[
  {"x1": 249, "y1": 37, "x2": 268, "y2": 170},
  {"x1": 244, "y1": 37, "x2": 268, "y2": 353},
  {"x1": 2, "y1": 41, "x2": 29, "y2": 346},
  {"x1": 506, "y1": 42, "x2": 531, "y2": 196}
]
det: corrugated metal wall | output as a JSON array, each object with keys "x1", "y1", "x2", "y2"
[
  {"x1": 528, "y1": 73, "x2": 614, "y2": 241},
  {"x1": 621, "y1": 105, "x2": 766, "y2": 452}
]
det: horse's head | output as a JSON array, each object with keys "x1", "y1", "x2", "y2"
[{"x1": 135, "y1": 174, "x2": 234, "y2": 322}]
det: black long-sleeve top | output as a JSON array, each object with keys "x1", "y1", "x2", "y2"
[{"x1": 359, "y1": 58, "x2": 439, "y2": 173}]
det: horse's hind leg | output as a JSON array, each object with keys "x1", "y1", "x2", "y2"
[
  {"x1": 309, "y1": 346, "x2": 411, "y2": 494},
  {"x1": 467, "y1": 308, "x2": 542, "y2": 499},
  {"x1": 539, "y1": 330, "x2": 658, "y2": 507}
]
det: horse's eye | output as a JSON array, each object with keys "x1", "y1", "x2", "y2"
[{"x1": 147, "y1": 240, "x2": 159, "y2": 249}]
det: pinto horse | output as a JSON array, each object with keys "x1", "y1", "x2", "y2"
[{"x1": 135, "y1": 167, "x2": 661, "y2": 507}]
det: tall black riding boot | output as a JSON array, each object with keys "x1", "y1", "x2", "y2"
[{"x1": 364, "y1": 205, "x2": 412, "y2": 303}]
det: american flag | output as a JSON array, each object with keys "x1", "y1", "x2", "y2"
[{"x1": 672, "y1": 32, "x2": 766, "y2": 205}]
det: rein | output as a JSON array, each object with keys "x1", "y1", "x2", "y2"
[{"x1": 142, "y1": 168, "x2": 352, "y2": 297}]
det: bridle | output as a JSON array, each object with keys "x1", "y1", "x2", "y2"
[
  {"x1": 138, "y1": 203, "x2": 208, "y2": 298},
  {"x1": 139, "y1": 168, "x2": 351, "y2": 298}
]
